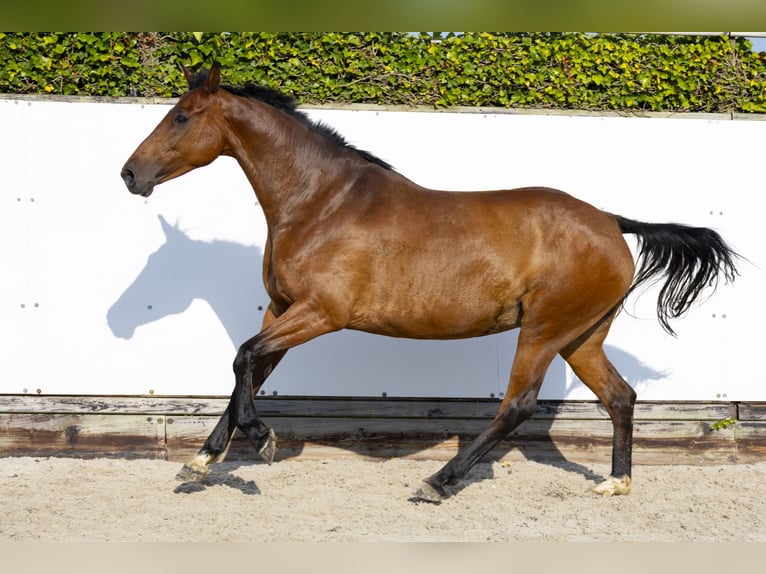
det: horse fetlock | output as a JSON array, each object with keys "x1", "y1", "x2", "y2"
[{"x1": 592, "y1": 475, "x2": 632, "y2": 497}]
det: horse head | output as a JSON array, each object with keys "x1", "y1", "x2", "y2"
[{"x1": 121, "y1": 62, "x2": 226, "y2": 198}]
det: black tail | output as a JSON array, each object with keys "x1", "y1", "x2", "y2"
[{"x1": 615, "y1": 215, "x2": 740, "y2": 336}]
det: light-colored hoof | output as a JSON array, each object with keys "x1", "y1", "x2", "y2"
[
  {"x1": 411, "y1": 480, "x2": 446, "y2": 504},
  {"x1": 175, "y1": 455, "x2": 213, "y2": 482},
  {"x1": 592, "y1": 475, "x2": 632, "y2": 497},
  {"x1": 258, "y1": 428, "x2": 277, "y2": 465}
]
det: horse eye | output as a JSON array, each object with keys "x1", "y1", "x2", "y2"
[{"x1": 174, "y1": 113, "x2": 188, "y2": 125}]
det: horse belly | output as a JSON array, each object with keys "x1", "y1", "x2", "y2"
[{"x1": 351, "y1": 269, "x2": 525, "y2": 340}]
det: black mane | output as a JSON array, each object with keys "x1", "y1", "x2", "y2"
[{"x1": 188, "y1": 69, "x2": 393, "y2": 171}]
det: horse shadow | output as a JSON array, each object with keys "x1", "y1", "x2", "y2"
[
  {"x1": 107, "y1": 215, "x2": 268, "y2": 347},
  {"x1": 107, "y1": 215, "x2": 666, "y2": 496},
  {"x1": 172, "y1": 462, "x2": 262, "y2": 496}
]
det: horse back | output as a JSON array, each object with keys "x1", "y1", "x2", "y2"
[{"x1": 266, "y1": 180, "x2": 634, "y2": 339}]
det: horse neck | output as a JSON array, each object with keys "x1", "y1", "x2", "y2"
[{"x1": 222, "y1": 95, "x2": 344, "y2": 229}]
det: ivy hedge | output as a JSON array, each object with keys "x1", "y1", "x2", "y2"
[{"x1": 1, "y1": 32, "x2": 765, "y2": 113}]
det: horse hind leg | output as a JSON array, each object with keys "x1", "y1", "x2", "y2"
[
  {"x1": 413, "y1": 290, "x2": 633, "y2": 502},
  {"x1": 414, "y1": 335, "x2": 560, "y2": 502},
  {"x1": 560, "y1": 319, "x2": 636, "y2": 496}
]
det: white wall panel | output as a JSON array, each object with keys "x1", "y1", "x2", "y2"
[{"x1": 1, "y1": 97, "x2": 763, "y2": 399}]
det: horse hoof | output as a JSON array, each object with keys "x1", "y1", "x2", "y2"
[
  {"x1": 175, "y1": 462, "x2": 209, "y2": 482},
  {"x1": 411, "y1": 480, "x2": 446, "y2": 504},
  {"x1": 592, "y1": 475, "x2": 631, "y2": 497},
  {"x1": 257, "y1": 428, "x2": 277, "y2": 465}
]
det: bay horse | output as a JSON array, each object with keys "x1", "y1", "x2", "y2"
[{"x1": 121, "y1": 63, "x2": 739, "y2": 502}]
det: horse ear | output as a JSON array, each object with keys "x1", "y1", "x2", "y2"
[
  {"x1": 181, "y1": 65, "x2": 194, "y2": 88},
  {"x1": 158, "y1": 215, "x2": 182, "y2": 241},
  {"x1": 205, "y1": 61, "x2": 221, "y2": 94}
]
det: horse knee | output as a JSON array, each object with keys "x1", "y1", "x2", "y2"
[
  {"x1": 233, "y1": 344, "x2": 266, "y2": 375},
  {"x1": 232, "y1": 346, "x2": 252, "y2": 374}
]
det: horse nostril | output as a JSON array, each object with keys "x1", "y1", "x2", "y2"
[{"x1": 121, "y1": 168, "x2": 135, "y2": 188}]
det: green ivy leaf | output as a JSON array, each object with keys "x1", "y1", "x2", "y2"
[{"x1": 1, "y1": 32, "x2": 764, "y2": 113}]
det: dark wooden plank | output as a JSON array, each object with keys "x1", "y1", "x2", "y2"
[
  {"x1": 164, "y1": 415, "x2": 741, "y2": 465},
  {"x1": 734, "y1": 421, "x2": 766, "y2": 463},
  {"x1": 0, "y1": 395, "x2": 737, "y2": 421},
  {"x1": 738, "y1": 403, "x2": 766, "y2": 421},
  {"x1": 0, "y1": 395, "x2": 507, "y2": 417},
  {"x1": 0, "y1": 413, "x2": 166, "y2": 458},
  {"x1": 0, "y1": 395, "x2": 228, "y2": 415},
  {"x1": 0, "y1": 413, "x2": 745, "y2": 466},
  {"x1": 254, "y1": 397, "x2": 502, "y2": 419},
  {"x1": 0, "y1": 396, "x2": 757, "y2": 466},
  {"x1": 167, "y1": 416, "x2": 714, "y2": 445}
]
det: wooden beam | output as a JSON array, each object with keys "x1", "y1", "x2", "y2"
[
  {"x1": 0, "y1": 413, "x2": 166, "y2": 458},
  {"x1": 0, "y1": 395, "x2": 760, "y2": 466},
  {"x1": 0, "y1": 395, "x2": 738, "y2": 419}
]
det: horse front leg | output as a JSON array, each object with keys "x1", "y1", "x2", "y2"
[
  {"x1": 176, "y1": 350, "x2": 284, "y2": 481},
  {"x1": 176, "y1": 300, "x2": 339, "y2": 482},
  {"x1": 176, "y1": 305, "x2": 284, "y2": 482},
  {"x1": 230, "y1": 349, "x2": 283, "y2": 464}
]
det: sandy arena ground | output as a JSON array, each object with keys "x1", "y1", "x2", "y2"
[{"x1": 1, "y1": 455, "x2": 764, "y2": 542}]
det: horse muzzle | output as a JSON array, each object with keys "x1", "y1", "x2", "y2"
[{"x1": 120, "y1": 166, "x2": 154, "y2": 197}]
